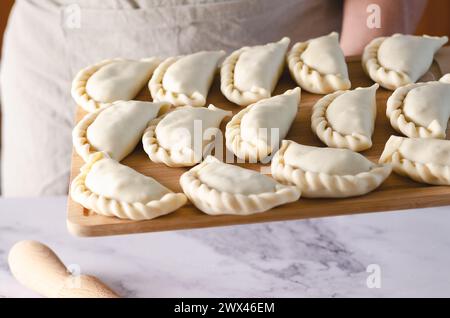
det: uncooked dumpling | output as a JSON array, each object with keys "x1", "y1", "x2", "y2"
[
  {"x1": 226, "y1": 88, "x2": 300, "y2": 162},
  {"x1": 73, "y1": 101, "x2": 170, "y2": 162},
  {"x1": 271, "y1": 140, "x2": 391, "y2": 198},
  {"x1": 386, "y1": 74, "x2": 450, "y2": 139},
  {"x1": 362, "y1": 34, "x2": 448, "y2": 90},
  {"x1": 149, "y1": 51, "x2": 225, "y2": 107},
  {"x1": 312, "y1": 84, "x2": 378, "y2": 151},
  {"x1": 221, "y1": 38, "x2": 290, "y2": 106},
  {"x1": 287, "y1": 32, "x2": 351, "y2": 94},
  {"x1": 380, "y1": 136, "x2": 450, "y2": 185},
  {"x1": 72, "y1": 58, "x2": 160, "y2": 112},
  {"x1": 180, "y1": 156, "x2": 300, "y2": 215},
  {"x1": 71, "y1": 153, "x2": 187, "y2": 220},
  {"x1": 142, "y1": 105, "x2": 231, "y2": 167}
]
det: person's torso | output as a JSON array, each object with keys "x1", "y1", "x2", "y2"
[
  {"x1": 27, "y1": 0, "x2": 343, "y2": 72},
  {"x1": 53, "y1": 0, "x2": 242, "y2": 9}
]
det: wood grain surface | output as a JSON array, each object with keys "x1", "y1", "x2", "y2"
[{"x1": 67, "y1": 57, "x2": 449, "y2": 237}]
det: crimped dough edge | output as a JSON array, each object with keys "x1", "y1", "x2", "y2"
[
  {"x1": 362, "y1": 36, "x2": 413, "y2": 90},
  {"x1": 73, "y1": 101, "x2": 171, "y2": 163},
  {"x1": 71, "y1": 58, "x2": 122, "y2": 112},
  {"x1": 142, "y1": 105, "x2": 231, "y2": 167},
  {"x1": 311, "y1": 86, "x2": 377, "y2": 152},
  {"x1": 386, "y1": 81, "x2": 447, "y2": 139},
  {"x1": 225, "y1": 88, "x2": 299, "y2": 162},
  {"x1": 363, "y1": 34, "x2": 448, "y2": 90},
  {"x1": 72, "y1": 107, "x2": 103, "y2": 163},
  {"x1": 70, "y1": 153, "x2": 187, "y2": 220},
  {"x1": 379, "y1": 136, "x2": 450, "y2": 185},
  {"x1": 71, "y1": 58, "x2": 157, "y2": 113},
  {"x1": 179, "y1": 156, "x2": 300, "y2": 215},
  {"x1": 271, "y1": 140, "x2": 392, "y2": 198},
  {"x1": 149, "y1": 55, "x2": 218, "y2": 107},
  {"x1": 287, "y1": 35, "x2": 351, "y2": 94},
  {"x1": 220, "y1": 38, "x2": 290, "y2": 106}
]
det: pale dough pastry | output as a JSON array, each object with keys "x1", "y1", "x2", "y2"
[
  {"x1": 72, "y1": 57, "x2": 160, "y2": 112},
  {"x1": 362, "y1": 34, "x2": 448, "y2": 90},
  {"x1": 73, "y1": 100, "x2": 170, "y2": 162},
  {"x1": 71, "y1": 153, "x2": 187, "y2": 220},
  {"x1": 226, "y1": 88, "x2": 300, "y2": 162},
  {"x1": 142, "y1": 105, "x2": 232, "y2": 167},
  {"x1": 149, "y1": 51, "x2": 225, "y2": 107},
  {"x1": 271, "y1": 140, "x2": 391, "y2": 198},
  {"x1": 287, "y1": 32, "x2": 351, "y2": 94},
  {"x1": 386, "y1": 74, "x2": 450, "y2": 139},
  {"x1": 311, "y1": 84, "x2": 378, "y2": 152},
  {"x1": 180, "y1": 156, "x2": 300, "y2": 215},
  {"x1": 221, "y1": 37, "x2": 290, "y2": 106},
  {"x1": 379, "y1": 136, "x2": 450, "y2": 185}
]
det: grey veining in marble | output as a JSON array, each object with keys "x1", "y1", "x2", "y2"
[{"x1": 0, "y1": 197, "x2": 450, "y2": 297}]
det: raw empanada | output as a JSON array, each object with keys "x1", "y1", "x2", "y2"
[
  {"x1": 180, "y1": 156, "x2": 300, "y2": 215},
  {"x1": 362, "y1": 34, "x2": 448, "y2": 90},
  {"x1": 73, "y1": 100, "x2": 170, "y2": 162},
  {"x1": 221, "y1": 37, "x2": 290, "y2": 106},
  {"x1": 149, "y1": 51, "x2": 225, "y2": 107},
  {"x1": 72, "y1": 58, "x2": 160, "y2": 112},
  {"x1": 287, "y1": 32, "x2": 351, "y2": 94},
  {"x1": 142, "y1": 105, "x2": 231, "y2": 167},
  {"x1": 311, "y1": 84, "x2": 378, "y2": 152},
  {"x1": 226, "y1": 88, "x2": 300, "y2": 162},
  {"x1": 380, "y1": 136, "x2": 450, "y2": 185},
  {"x1": 71, "y1": 153, "x2": 187, "y2": 220},
  {"x1": 272, "y1": 140, "x2": 391, "y2": 198},
  {"x1": 386, "y1": 75, "x2": 450, "y2": 139}
]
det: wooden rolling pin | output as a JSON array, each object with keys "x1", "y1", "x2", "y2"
[{"x1": 8, "y1": 240, "x2": 120, "y2": 298}]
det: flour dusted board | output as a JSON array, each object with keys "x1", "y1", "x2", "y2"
[{"x1": 67, "y1": 57, "x2": 450, "y2": 237}]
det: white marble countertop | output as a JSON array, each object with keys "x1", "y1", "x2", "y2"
[{"x1": 0, "y1": 196, "x2": 449, "y2": 298}]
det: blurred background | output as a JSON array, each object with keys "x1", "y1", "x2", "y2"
[
  {"x1": 1, "y1": 0, "x2": 449, "y2": 51},
  {"x1": 0, "y1": 1, "x2": 14, "y2": 53},
  {"x1": 416, "y1": 0, "x2": 450, "y2": 36}
]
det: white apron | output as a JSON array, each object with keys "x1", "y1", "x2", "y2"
[{"x1": 0, "y1": 0, "x2": 342, "y2": 196}]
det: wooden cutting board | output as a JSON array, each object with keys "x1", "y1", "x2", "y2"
[{"x1": 67, "y1": 57, "x2": 450, "y2": 237}]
